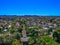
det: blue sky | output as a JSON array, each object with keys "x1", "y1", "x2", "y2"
[{"x1": 0, "y1": 0, "x2": 60, "y2": 16}]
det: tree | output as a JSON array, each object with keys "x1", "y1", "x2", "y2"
[
  {"x1": 29, "y1": 29, "x2": 38, "y2": 38},
  {"x1": 39, "y1": 30, "x2": 46, "y2": 36},
  {"x1": 26, "y1": 27, "x2": 38, "y2": 38},
  {"x1": 17, "y1": 27, "x2": 22, "y2": 33},
  {"x1": 28, "y1": 37, "x2": 36, "y2": 45},
  {"x1": 53, "y1": 27, "x2": 60, "y2": 43},
  {"x1": 12, "y1": 40, "x2": 21, "y2": 45},
  {"x1": 0, "y1": 27, "x2": 2, "y2": 33},
  {"x1": 10, "y1": 29, "x2": 15, "y2": 34},
  {"x1": 0, "y1": 37, "x2": 4, "y2": 45},
  {"x1": 36, "y1": 35, "x2": 59, "y2": 45},
  {"x1": 14, "y1": 34, "x2": 21, "y2": 40},
  {"x1": 47, "y1": 28, "x2": 52, "y2": 34},
  {"x1": 20, "y1": 19, "x2": 26, "y2": 24}
]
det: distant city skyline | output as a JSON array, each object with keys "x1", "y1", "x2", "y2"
[{"x1": 0, "y1": 0, "x2": 60, "y2": 16}]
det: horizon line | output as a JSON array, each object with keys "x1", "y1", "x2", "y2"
[{"x1": 0, "y1": 15, "x2": 60, "y2": 16}]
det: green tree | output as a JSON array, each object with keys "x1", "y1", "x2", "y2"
[
  {"x1": 17, "y1": 27, "x2": 22, "y2": 33},
  {"x1": 53, "y1": 27, "x2": 60, "y2": 43},
  {"x1": 36, "y1": 35, "x2": 59, "y2": 45},
  {"x1": 0, "y1": 27, "x2": 3, "y2": 33},
  {"x1": 29, "y1": 29, "x2": 38, "y2": 37},
  {"x1": 26, "y1": 28, "x2": 38, "y2": 37},
  {"x1": 28, "y1": 37, "x2": 36, "y2": 45},
  {"x1": 10, "y1": 29, "x2": 15, "y2": 34},
  {"x1": 14, "y1": 34, "x2": 21, "y2": 40},
  {"x1": 47, "y1": 28, "x2": 52, "y2": 34}
]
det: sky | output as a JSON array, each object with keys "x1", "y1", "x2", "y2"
[{"x1": 0, "y1": 0, "x2": 60, "y2": 16}]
